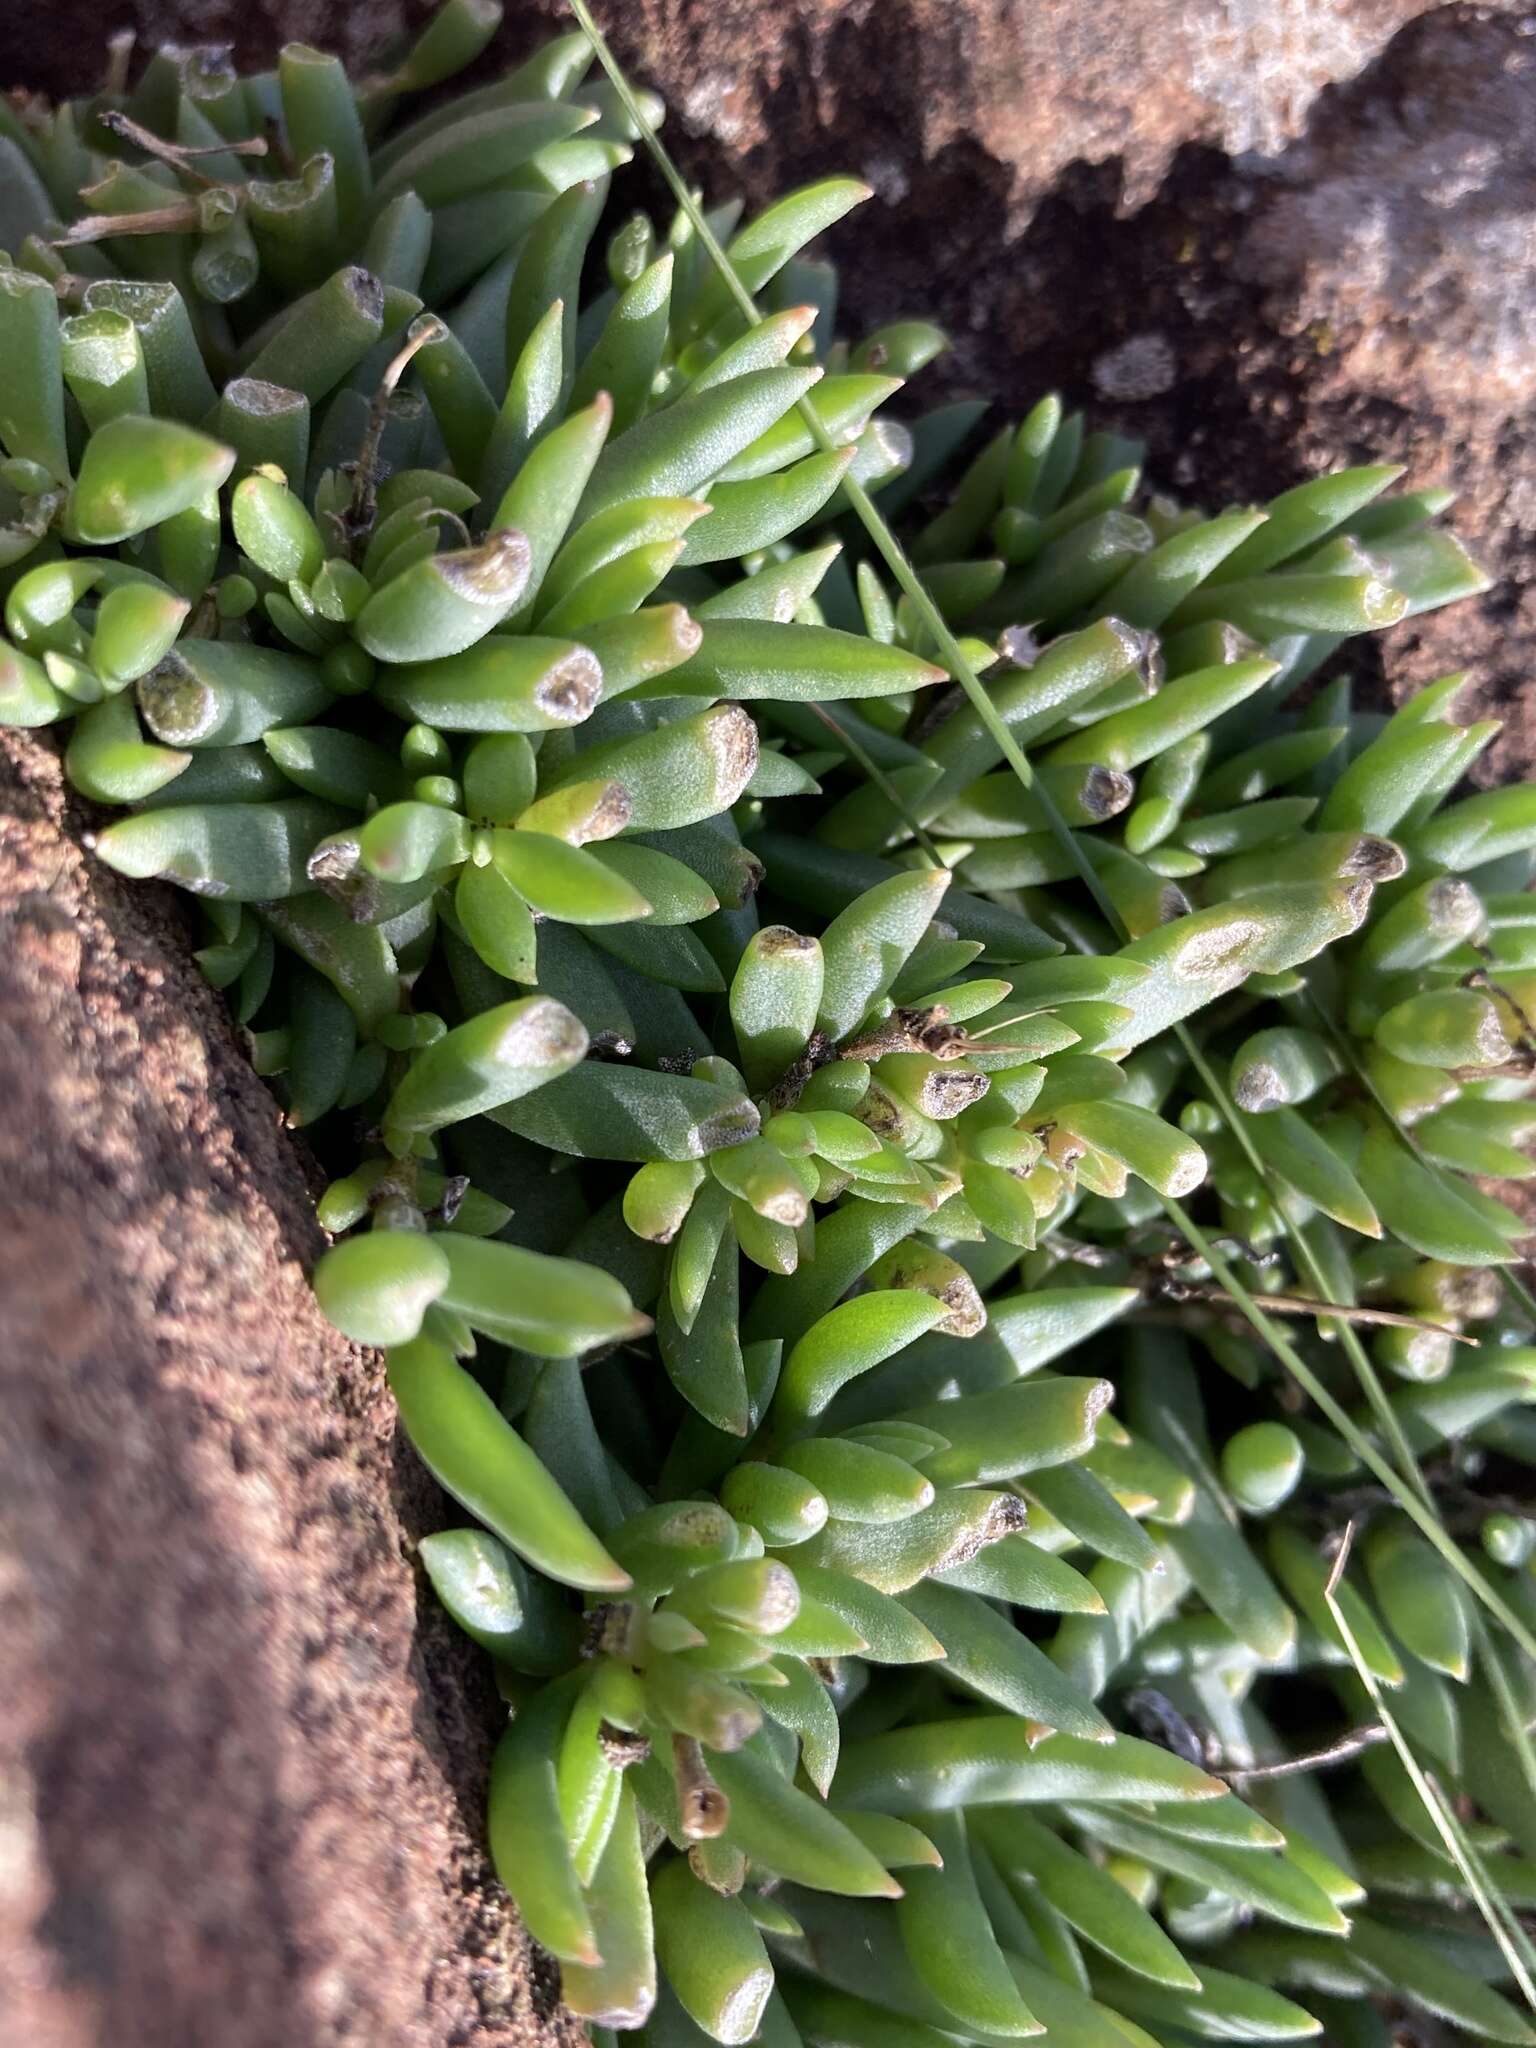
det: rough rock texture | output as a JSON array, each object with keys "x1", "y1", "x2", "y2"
[
  {"x1": 0, "y1": 731, "x2": 580, "y2": 2048},
  {"x1": 0, "y1": 3, "x2": 1531, "y2": 2044}
]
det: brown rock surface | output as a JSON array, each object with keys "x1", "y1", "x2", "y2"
[
  {"x1": 0, "y1": 3, "x2": 1531, "y2": 2044},
  {"x1": 0, "y1": 730, "x2": 580, "y2": 2048}
]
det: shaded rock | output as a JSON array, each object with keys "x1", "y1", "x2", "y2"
[{"x1": 1231, "y1": 5, "x2": 1536, "y2": 768}]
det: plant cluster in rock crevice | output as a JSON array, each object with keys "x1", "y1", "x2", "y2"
[{"x1": 3, "y1": 7, "x2": 1536, "y2": 2045}]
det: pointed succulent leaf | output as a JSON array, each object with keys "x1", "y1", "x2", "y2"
[
  {"x1": 834, "y1": 1718, "x2": 1225, "y2": 1811},
  {"x1": 389, "y1": 1332, "x2": 630, "y2": 1590},
  {"x1": 384, "y1": 994, "x2": 586, "y2": 1135}
]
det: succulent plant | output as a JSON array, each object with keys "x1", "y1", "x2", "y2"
[{"x1": 4, "y1": 5, "x2": 1536, "y2": 2045}]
